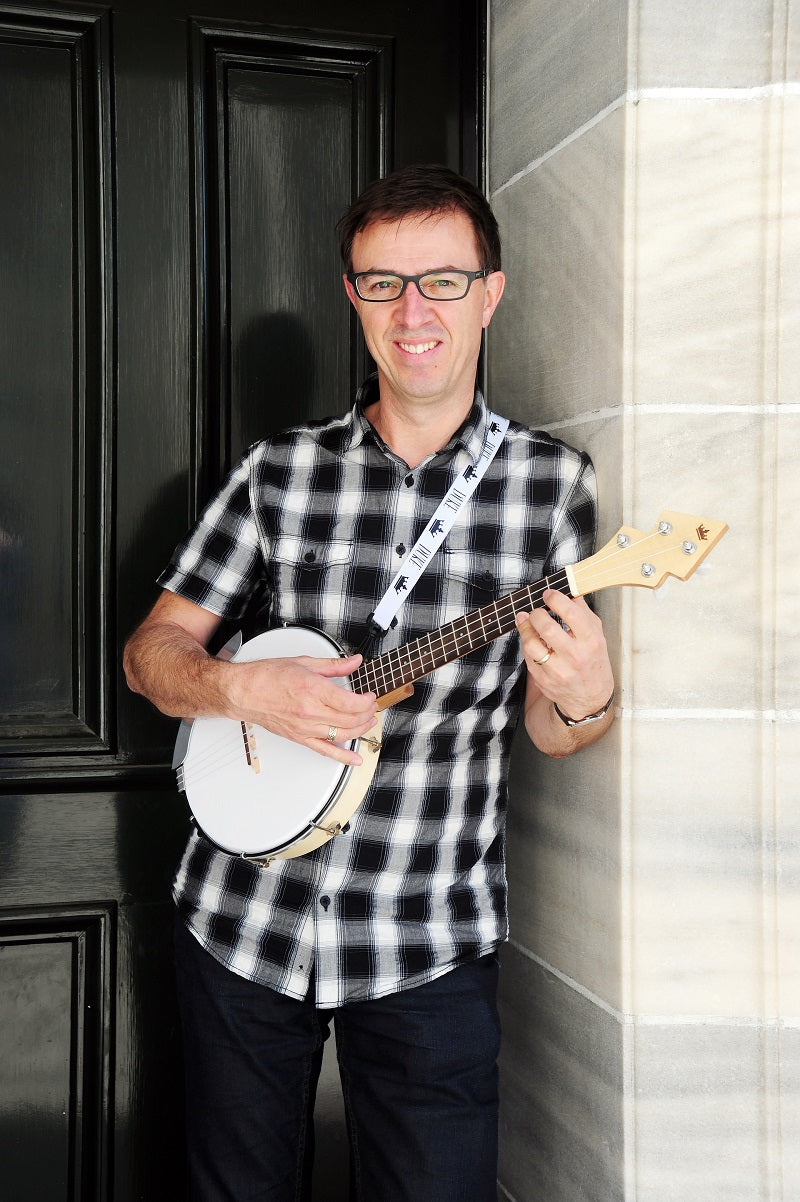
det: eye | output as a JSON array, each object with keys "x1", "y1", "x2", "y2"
[
  {"x1": 358, "y1": 274, "x2": 402, "y2": 298},
  {"x1": 419, "y1": 272, "x2": 468, "y2": 298}
]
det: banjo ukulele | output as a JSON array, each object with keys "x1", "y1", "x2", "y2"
[{"x1": 173, "y1": 510, "x2": 727, "y2": 864}]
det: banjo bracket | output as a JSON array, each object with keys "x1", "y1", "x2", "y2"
[
  {"x1": 243, "y1": 818, "x2": 353, "y2": 869},
  {"x1": 311, "y1": 820, "x2": 347, "y2": 838}
]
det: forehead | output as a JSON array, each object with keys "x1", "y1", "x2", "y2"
[{"x1": 351, "y1": 210, "x2": 481, "y2": 271}]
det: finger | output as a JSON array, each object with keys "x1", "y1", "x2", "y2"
[
  {"x1": 307, "y1": 735, "x2": 365, "y2": 766},
  {"x1": 528, "y1": 599, "x2": 582, "y2": 652},
  {"x1": 514, "y1": 610, "x2": 536, "y2": 643},
  {"x1": 311, "y1": 709, "x2": 382, "y2": 765},
  {"x1": 514, "y1": 613, "x2": 556, "y2": 673},
  {"x1": 316, "y1": 652, "x2": 381, "y2": 711},
  {"x1": 515, "y1": 608, "x2": 563, "y2": 656},
  {"x1": 320, "y1": 708, "x2": 378, "y2": 742},
  {"x1": 541, "y1": 590, "x2": 593, "y2": 633},
  {"x1": 296, "y1": 656, "x2": 377, "y2": 713},
  {"x1": 320, "y1": 686, "x2": 378, "y2": 722}
]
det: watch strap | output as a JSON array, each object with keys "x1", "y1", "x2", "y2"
[{"x1": 554, "y1": 690, "x2": 615, "y2": 728}]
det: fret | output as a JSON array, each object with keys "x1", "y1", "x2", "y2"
[
  {"x1": 384, "y1": 646, "x2": 401, "y2": 691},
  {"x1": 379, "y1": 653, "x2": 397, "y2": 691},
  {"x1": 454, "y1": 620, "x2": 471, "y2": 656}
]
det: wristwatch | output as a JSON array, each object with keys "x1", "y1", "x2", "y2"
[{"x1": 554, "y1": 691, "x2": 615, "y2": 728}]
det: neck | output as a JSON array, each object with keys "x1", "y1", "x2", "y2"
[{"x1": 365, "y1": 392, "x2": 474, "y2": 469}]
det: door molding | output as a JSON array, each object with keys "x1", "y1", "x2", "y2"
[
  {"x1": 0, "y1": 5, "x2": 114, "y2": 763},
  {"x1": 189, "y1": 20, "x2": 393, "y2": 510}
]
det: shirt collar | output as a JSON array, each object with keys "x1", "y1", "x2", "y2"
[{"x1": 346, "y1": 374, "x2": 491, "y2": 466}]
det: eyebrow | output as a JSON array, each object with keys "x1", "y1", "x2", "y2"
[{"x1": 353, "y1": 264, "x2": 470, "y2": 274}]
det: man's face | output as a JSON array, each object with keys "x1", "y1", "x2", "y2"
[{"x1": 343, "y1": 210, "x2": 505, "y2": 413}]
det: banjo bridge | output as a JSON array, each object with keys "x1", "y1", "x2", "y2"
[{"x1": 241, "y1": 722, "x2": 261, "y2": 773}]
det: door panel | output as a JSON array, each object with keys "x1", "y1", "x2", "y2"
[
  {"x1": 195, "y1": 21, "x2": 391, "y2": 490},
  {"x1": 0, "y1": 907, "x2": 111, "y2": 1200},
  {"x1": 0, "y1": 1, "x2": 485, "y2": 1197},
  {"x1": 0, "y1": 7, "x2": 111, "y2": 756}
]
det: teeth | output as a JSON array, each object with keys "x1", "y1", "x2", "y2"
[{"x1": 399, "y1": 341, "x2": 438, "y2": 355}]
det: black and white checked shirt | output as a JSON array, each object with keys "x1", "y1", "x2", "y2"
[{"x1": 162, "y1": 384, "x2": 597, "y2": 1007}]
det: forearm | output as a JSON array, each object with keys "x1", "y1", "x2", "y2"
[
  {"x1": 523, "y1": 686, "x2": 615, "y2": 758},
  {"x1": 123, "y1": 618, "x2": 231, "y2": 720},
  {"x1": 123, "y1": 591, "x2": 378, "y2": 763}
]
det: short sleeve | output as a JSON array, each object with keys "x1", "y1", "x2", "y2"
[
  {"x1": 544, "y1": 449, "x2": 598, "y2": 575},
  {"x1": 157, "y1": 453, "x2": 262, "y2": 620}
]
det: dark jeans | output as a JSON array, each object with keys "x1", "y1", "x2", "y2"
[{"x1": 174, "y1": 916, "x2": 501, "y2": 1202}]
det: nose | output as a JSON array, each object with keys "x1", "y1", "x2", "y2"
[{"x1": 395, "y1": 279, "x2": 432, "y2": 323}]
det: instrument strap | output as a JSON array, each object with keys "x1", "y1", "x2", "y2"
[{"x1": 369, "y1": 411, "x2": 509, "y2": 636}]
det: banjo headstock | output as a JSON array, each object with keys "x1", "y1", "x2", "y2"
[{"x1": 569, "y1": 511, "x2": 728, "y2": 596}]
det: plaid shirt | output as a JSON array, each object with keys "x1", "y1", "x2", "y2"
[{"x1": 161, "y1": 383, "x2": 597, "y2": 1007}]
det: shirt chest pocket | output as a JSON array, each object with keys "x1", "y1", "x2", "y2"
[
  {"x1": 440, "y1": 544, "x2": 533, "y2": 612},
  {"x1": 425, "y1": 544, "x2": 535, "y2": 679},
  {"x1": 268, "y1": 536, "x2": 355, "y2": 627}
]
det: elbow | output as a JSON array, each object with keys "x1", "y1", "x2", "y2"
[{"x1": 122, "y1": 637, "x2": 143, "y2": 696}]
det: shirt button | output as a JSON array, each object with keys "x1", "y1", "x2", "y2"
[
  {"x1": 396, "y1": 543, "x2": 406, "y2": 556},
  {"x1": 320, "y1": 895, "x2": 331, "y2": 911},
  {"x1": 304, "y1": 550, "x2": 316, "y2": 563},
  {"x1": 404, "y1": 474, "x2": 414, "y2": 487}
]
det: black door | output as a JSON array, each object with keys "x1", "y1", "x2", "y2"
[{"x1": 0, "y1": 1, "x2": 484, "y2": 1197}]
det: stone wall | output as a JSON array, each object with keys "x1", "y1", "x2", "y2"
[{"x1": 489, "y1": 2, "x2": 799, "y2": 1198}]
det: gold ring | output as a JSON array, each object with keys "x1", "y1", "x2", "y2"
[
  {"x1": 532, "y1": 650, "x2": 552, "y2": 666},
  {"x1": 327, "y1": 726, "x2": 338, "y2": 743}
]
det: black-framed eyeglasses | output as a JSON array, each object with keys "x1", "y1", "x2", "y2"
[{"x1": 347, "y1": 268, "x2": 493, "y2": 302}]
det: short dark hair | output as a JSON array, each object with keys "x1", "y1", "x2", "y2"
[{"x1": 338, "y1": 164, "x2": 501, "y2": 273}]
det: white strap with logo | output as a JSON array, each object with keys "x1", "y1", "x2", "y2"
[{"x1": 370, "y1": 412, "x2": 509, "y2": 634}]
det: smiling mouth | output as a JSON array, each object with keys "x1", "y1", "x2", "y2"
[{"x1": 397, "y1": 340, "x2": 440, "y2": 355}]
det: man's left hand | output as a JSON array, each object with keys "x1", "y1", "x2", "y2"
[{"x1": 515, "y1": 589, "x2": 615, "y2": 754}]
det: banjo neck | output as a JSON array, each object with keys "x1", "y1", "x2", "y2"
[
  {"x1": 350, "y1": 508, "x2": 729, "y2": 710},
  {"x1": 353, "y1": 570, "x2": 571, "y2": 709}
]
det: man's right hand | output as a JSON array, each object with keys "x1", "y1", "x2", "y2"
[
  {"x1": 123, "y1": 591, "x2": 377, "y2": 765},
  {"x1": 225, "y1": 652, "x2": 378, "y2": 764}
]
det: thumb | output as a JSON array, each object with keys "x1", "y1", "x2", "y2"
[{"x1": 316, "y1": 653, "x2": 363, "y2": 678}]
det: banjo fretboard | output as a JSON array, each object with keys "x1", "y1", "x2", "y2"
[{"x1": 352, "y1": 569, "x2": 572, "y2": 700}]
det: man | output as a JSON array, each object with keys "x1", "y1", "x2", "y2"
[{"x1": 124, "y1": 164, "x2": 615, "y2": 1202}]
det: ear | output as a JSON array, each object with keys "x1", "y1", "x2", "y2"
[
  {"x1": 343, "y1": 273, "x2": 360, "y2": 309},
  {"x1": 481, "y1": 270, "x2": 506, "y2": 329}
]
